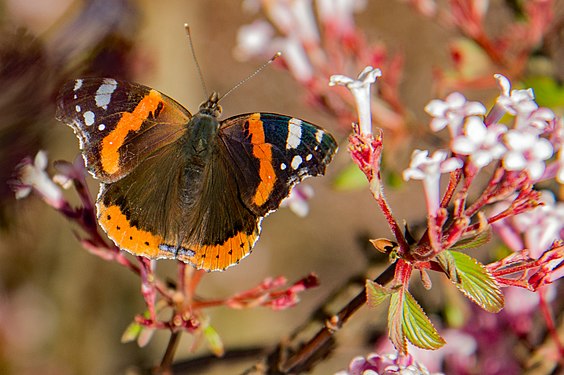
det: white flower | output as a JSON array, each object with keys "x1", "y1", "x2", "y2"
[
  {"x1": 289, "y1": 0, "x2": 320, "y2": 43},
  {"x1": 526, "y1": 107, "x2": 555, "y2": 133},
  {"x1": 329, "y1": 66, "x2": 381, "y2": 134},
  {"x1": 234, "y1": 20, "x2": 276, "y2": 60},
  {"x1": 264, "y1": 0, "x2": 319, "y2": 43},
  {"x1": 512, "y1": 191, "x2": 564, "y2": 258},
  {"x1": 502, "y1": 130, "x2": 553, "y2": 181},
  {"x1": 14, "y1": 151, "x2": 64, "y2": 209},
  {"x1": 493, "y1": 74, "x2": 552, "y2": 133},
  {"x1": 558, "y1": 147, "x2": 564, "y2": 184},
  {"x1": 555, "y1": 120, "x2": 564, "y2": 184},
  {"x1": 316, "y1": 0, "x2": 367, "y2": 34},
  {"x1": 495, "y1": 74, "x2": 538, "y2": 116},
  {"x1": 275, "y1": 35, "x2": 314, "y2": 82},
  {"x1": 403, "y1": 149, "x2": 463, "y2": 216},
  {"x1": 451, "y1": 117, "x2": 507, "y2": 168},
  {"x1": 425, "y1": 92, "x2": 486, "y2": 137},
  {"x1": 280, "y1": 184, "x2": 314, "y2": 217}
]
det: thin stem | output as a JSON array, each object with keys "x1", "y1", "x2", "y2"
[
  {"x1": 269, "y1": 263, "x2": 397, "y2": 374},
  {"x1": 159, "y1": 331, "x2": 182, "y2": 373},
  {"x1": 539, "y1": 287, "x2": 564, "y2": 362}
]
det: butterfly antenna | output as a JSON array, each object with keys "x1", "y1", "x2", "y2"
[
  {"x1": 218, "y1": 51, "x2": 282, "y2": 102},
  {"x1": 184, "y1": 24, "x2": 209, "y2": 98}
]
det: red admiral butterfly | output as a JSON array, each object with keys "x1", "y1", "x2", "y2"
[{"x1": 56, "y1": 78, "x2": 337, "y2": 271}]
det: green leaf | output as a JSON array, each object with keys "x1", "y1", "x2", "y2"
[
  {"x1": 449, "y1": 229, "x2": 492, "y2": 251},
  {"x1": 387, "y1": 288, "x2": 445, "y2": 353},
  {"x1": 523, "y1": 75, "x2": 564, "y2": 108},
  {"x1": 436, "y1": 251, "x2": 459, "y2": 283},
  {"x1": 388, "y1": 291, "x2": 407, "y2": 354},
  {"x1": 448, "y1": 251, "x2": 504, "y2": 313},
  {"x1": 120, "y1": 321, "x2": 155, "y2": 347},
  {"x1": 366, "y1": 280, "x2": 394, "y2": 308},
  {"x1": 402, "y1": 289, "x2": 446, "y2": 350},
  {"x1": 333, "y1": 163, "x2": 368, "y2": 190},
  {"x1": 121, "y1": 321, "x2": 142, "y2": 344},
  {"x1": 204, "y1": 323, "x2": 224, "y2": 357}
]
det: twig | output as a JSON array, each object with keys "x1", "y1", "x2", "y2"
[
  {"x1": 243, "y1": 263, "x2": 397, "y2": 374},
  {"x1": 158, "y1": 331, "x2": 182, "y2": 374}
]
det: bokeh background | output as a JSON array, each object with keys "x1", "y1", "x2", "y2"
[{"x1": 1, "y1": 1, "x2": 563, "y2": 374}]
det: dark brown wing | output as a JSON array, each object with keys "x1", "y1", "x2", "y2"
[
  {"x1": 96, "y1": 130, "x2": 260, "y2": 271},
  {"x1": 219, "y1": 112, "x2": 337, "y2": 216},
  {"x1": 56, "y1": 78, "x2": 191, "y2": 183}
]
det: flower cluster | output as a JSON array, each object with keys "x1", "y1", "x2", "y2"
[
  {"x1": 235, "y1": 0, "x2": 407, "y2": 136},
  {"x1": 336, "y1": 352, "x2": 433, "y2": 375},
  {"x1": 330, "y1": 65, "x2": 563, "y2": 369}
]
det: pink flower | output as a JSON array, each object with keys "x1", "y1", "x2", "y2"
[
  {"x1": 512, "y1": 191, "x2": 564, "y2": 258},
  {"x1": 336, "y1": 352, "x2": 434, "y2": 375}
]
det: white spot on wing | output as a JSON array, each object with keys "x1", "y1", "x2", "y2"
[
  {"x1": 83, "y1": 111, "x2": 95, "y2": 126},
  {"x1": 280, "y1": 163, "x2": 287, "y2": 170},
  {"x1": 74, "y1": 79, "x2": 83, "y2": 91},
  {"x1": 315, "y1": 129, "x2": 324, "y2": 143},
  {"x1": 95, "y1": 79, "x2": 118, "y2": 110},
  {"x1": 291, "y1": 155, "x2": 302, "y2": 170},
  {"x1": 75, "y1": 105, "x2": 81, "y2": 112},
  {"x1": 306, "y1": 154, "x2": 313, "y2": 161},
  {"x1": 286, "y1": 118, "x2": 302, "y2": 149},
  {"x1": 98, "y1": 124, "x2": 106, "y2": 131}
]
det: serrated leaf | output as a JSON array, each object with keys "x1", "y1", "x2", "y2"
[
  {"x1": 449, "y1": 251, "x2": 504, "y2": 313},
  {"x1": 204, "y1": 324, "x2": 224, "y2": 357},
  {"x1": 436, "y1": 251, "x2": 459, "y2": 283},
  {"x1": 402, "y1": 290, "x2": 446, "y2": 350},
  {"x1": 450, "y1": 229, "x2": 492, "y2": 251},
  {"x1": 388, "y1": 291, "x2": 407, "y2": 354},
  {"x1": 366, "y1": 280, "x2": 394, "y2": 308},
  {"x1": 333, "y1": 163, "x2": 368, "y2": 190}
]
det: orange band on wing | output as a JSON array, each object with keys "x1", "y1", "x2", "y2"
[
  {"x1": 247, "y1": 113, "x2": 276, "y2": 206},
  {"x1": 98, "y1": 202, "x2": 165, "y2": 258},
  {"x1": 179, "y1": 229, "x2": 258, "y2": 271},
  {"x1": 100, "y1": 90, "x2": 163, "y2": 175}
]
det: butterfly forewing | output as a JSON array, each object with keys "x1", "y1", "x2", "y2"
[
  {"x1": 56, "y1": 78, "x2": 191, "y2": 183},
  {"x1": 219, "y1": 113, "x2": 338, "y2": 215}
]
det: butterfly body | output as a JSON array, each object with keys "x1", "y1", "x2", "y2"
[{"x1": 57, "y1": 78, "x2": 337, "y2": 271}]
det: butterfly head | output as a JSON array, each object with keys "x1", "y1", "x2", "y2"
[{"x1": 199, "y1": 92, "x2": 222, "y2": 118}]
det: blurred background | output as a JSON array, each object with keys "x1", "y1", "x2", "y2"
[{"x1": 1, "y1": 1, "x2": 563, "y2": 374}]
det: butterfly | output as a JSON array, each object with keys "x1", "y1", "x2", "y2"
[{"x1": 56, "y1": 78, "x2": 337, "y2": 271}]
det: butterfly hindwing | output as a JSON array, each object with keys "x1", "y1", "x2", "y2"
[
  {"x1": 56, "y1": 78, "x2": 191, "y2": 183},
  {"x1": 96, "y1": 122, "x2": 260, "y2": 271},
  {"x1": 219, "y1": 113, "x2": 338, "y2": 216}
]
